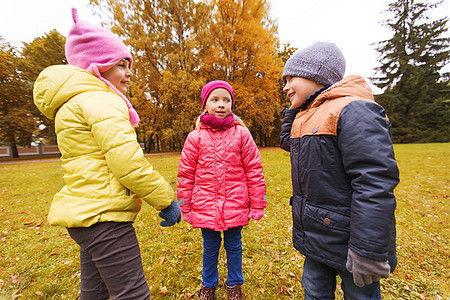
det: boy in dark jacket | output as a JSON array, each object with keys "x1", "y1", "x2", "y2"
[{"x1": 280, "y1": 41, "x2": 399, "y2": 299}]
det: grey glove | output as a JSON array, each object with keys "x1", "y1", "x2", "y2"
[
  {"x1": 158, "y1": 201, "x2": 181, "y2": 227},
  {"x1": 346, "y1": 248, "x2": 390, "y2": 287}
]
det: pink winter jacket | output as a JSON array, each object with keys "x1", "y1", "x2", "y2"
[{"x1": 177, "y1": 121, "x2": 267, "y2": 231}]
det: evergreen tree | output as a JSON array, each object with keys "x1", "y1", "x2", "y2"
[{"x1": 372, "y1": 0, "x2": 449, "y2": 143}]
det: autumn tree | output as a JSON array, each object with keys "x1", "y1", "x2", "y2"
[
  {"x1": 21, "y1": 30, "x2": 67, "y2": 145},
  {"x1": 0, "y1": 38, "x2": 37, "y2": 157},
  {"x1": 372, "y1": 0, "x2": 449, "y2": 142},
  {"x1": 89, "y1": 0, "x2": 210, "y2": 151},
  {"x1": 276, "y1": 42, "x2": 296, "y2": 105},
  {"x1": 88, "y1": 0, "x2": 286, "y2": 148},
  {"x1": 268, "y1": 42, "x2": 297, "y2": 146},
  {"x1": 201, "y1": 0, "x2": 283, "y2": 146}
]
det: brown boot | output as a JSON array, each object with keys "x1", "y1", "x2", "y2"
[
  {"x1": 226, "y1": 283, "x2": 243, "y2": 300},
  {"x1": 197, "y1": 285, "x2": 216, "y2": 300}
]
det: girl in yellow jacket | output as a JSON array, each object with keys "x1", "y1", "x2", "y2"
[{"x1": 33, "y1": 8, "x2": 180, "y2": 300}]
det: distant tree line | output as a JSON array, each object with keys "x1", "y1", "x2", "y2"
[{"x1": 0, "y1": 0, "x2": 448, "y2": 157}]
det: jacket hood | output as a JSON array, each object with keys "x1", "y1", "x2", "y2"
[
  {"x1": 33, "y1": 64, "x2": 108, "y2": 119},
  {"x1": 310, "y1": 75, "x2": 374, "y2": 109}
]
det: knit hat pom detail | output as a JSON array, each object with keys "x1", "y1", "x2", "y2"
[{"x1": 71, "y1": 7, "x2": 79, "y2": 23}]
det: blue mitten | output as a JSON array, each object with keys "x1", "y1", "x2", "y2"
[{"x1": 158, "y1": 201, "x2": 181, "y2": 227}]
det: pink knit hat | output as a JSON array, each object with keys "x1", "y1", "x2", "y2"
[
  {"x1": 65, "y1": 8, "x2": 140, "y2": 127},
  {"x1": 201, "y1": 80, "x2": 235, "y2": 110}
]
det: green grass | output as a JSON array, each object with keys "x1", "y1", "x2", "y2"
[{"x1": 0, "y1": 145, "x2": 448, "y2": 299}]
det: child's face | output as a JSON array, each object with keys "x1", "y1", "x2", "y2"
[
  {"x1": 101, "y1": 58, "x2": 132, "y2": 94},
  {"x1": 283, "y1": 76, "x2": 324, "y2": 109},
  {"x1": 204, "y1": 88, "x2": 232, "y2": 119}
]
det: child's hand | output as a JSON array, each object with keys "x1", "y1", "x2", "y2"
[
  {"x1": 158, "y1": 201, "x2": 181, "y2": 227},
  {"x1": 249, "y1": 208, "x2": 265, "y2": 220},
  {"x1": 182, "y1": 212, "x2": 192, "y2": 224},
  {"x1": 346, "y1": 248, "x2": 390, "y2": 287}
]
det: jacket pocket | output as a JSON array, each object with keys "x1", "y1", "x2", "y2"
[
  {"x1": 303, "y1": 204, "x2": 350, "y2": 265},
  {"x1": 304, "y1": 204, "x2": 350, "y2": 232}
]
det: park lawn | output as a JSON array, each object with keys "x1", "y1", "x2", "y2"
[{"x1": 0, "y1": 144, "x2": 448, "y2": 299}]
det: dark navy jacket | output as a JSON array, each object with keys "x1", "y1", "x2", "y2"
[{"x1": 280, "y1": 75, "x2": 399, "y2": 272}]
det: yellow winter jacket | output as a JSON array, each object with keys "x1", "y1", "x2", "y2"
[{"x1": 33, "y1": 65, "x2": 174, "y2": 227}]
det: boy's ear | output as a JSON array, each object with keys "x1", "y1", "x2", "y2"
[{"x1": 203, "y1": 109, "x2": 208, "y2": 114}]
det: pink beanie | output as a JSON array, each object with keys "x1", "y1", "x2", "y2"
[
  {"x1": 201, "y1": 80, "x2": 235, "y2": 110},
  {"x1": 65, "y1": 8, "x2": 140, "y2": 127}
]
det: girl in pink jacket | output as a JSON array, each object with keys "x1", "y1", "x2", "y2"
[{"x1": 177, "y1": 80, "x2": 267, "y2": 300}]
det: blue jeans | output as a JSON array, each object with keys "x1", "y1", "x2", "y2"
[
  {"x1": 302, "y1": 257, "x2": 381, "y2": 300},
  {"x1": 201, "y1": 226, "x2": 244, "y2": 288}
]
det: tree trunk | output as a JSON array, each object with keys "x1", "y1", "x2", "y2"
[
  {"x1": 146, "y1": 136, "x2": 153, "y2": 153},
  {"x1": 259, "y1": 128, "x2": 264, "y2": 147},
  {"x1": 156, "y1": 135, "x2": 160, "y2": 152},
  {"x1": 10, "y1": 142, "x2": 19, "y2": 158}
]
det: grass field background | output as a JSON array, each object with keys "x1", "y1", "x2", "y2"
[{"x1": 0, "y1": 144, "x2": 448, "y2": 299}]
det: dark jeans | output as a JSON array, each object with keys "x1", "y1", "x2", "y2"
[
  {"x1": 67, "y1": 222, "x2": 151, "y2": 300},
  {"x1": 201, "y1": 226, "x2": 244, "y2": 288},
  {"x1": 302, "y1": 257, "x2": 381, "y2": 300}
]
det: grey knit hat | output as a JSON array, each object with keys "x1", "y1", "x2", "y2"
[{"x1": 282, "y1": 41, "x2": 346, "y2": 86}]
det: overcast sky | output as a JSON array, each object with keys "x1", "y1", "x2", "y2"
[{"x1": 1, "y1": 0, "x2": 449, "y2": 93}]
